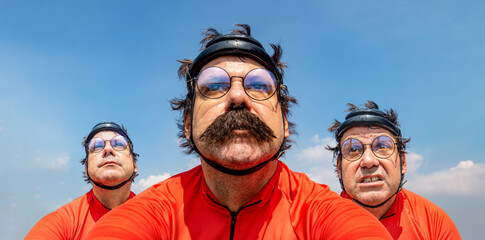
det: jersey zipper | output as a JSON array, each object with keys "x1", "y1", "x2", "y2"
[
  {"x1": 229, "y1": 211, "x2": 238, "y2": 240},
  {"x1": 207, "y1": 194, "x2": 262, "y2": 240}
]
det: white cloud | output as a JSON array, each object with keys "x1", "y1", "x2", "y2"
[
  {"x1": 48, "y1": 156, "x2": 69, "y2": 170},
  {"x1": 406, "y1": 160, "x2": 485, "y2": 196},
  {"x1": 451, "y1": 160, "x2": 474, "y2": 170},
  {"x1": 311, "y1": 134, "x2": 322, "y2": 143},
  {"x1": 305, "y1": 166, "x2": 341, "y2": 192},
  {"x1": 405, "y1": 151, "x2": 423, "y2": 174},
  {"x1": 295, "y1": 136, "x2": 340, "y2": 191},
  {"x1": 297, "y1": 136, "x2": 335, "y2": 163},
  {"x1": 34, "y1": 194, "x2": 41, "y2": 199},
  {"x1": 132, "y1": 173, "x2": 171, "y2": 194}
]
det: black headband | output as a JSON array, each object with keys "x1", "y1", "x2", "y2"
[
  {"x1": 86, "y1": 122, "x2": 131, "y2": 143},
  {"x1": 188, "y1": 34, "x2": 282, "y2": 81},
  {"x1": 336, "y1": 109, "x2": 401, "y2": 138}
]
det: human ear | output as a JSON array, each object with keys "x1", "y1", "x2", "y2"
[
  {"x1": 401, "y1": 153, "x2": 407, "y2": 174},
  {"x1": 184, "y1": 113, "x2": 191, "y2": 140}
]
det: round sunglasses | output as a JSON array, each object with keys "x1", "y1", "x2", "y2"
[
  {"x1": 194, "y1": 66, "x2": 278, "y2": 101},
  {"x1": 341, "y1": 135, "x2": 397, "y2": 161},
  {"x1": 88, "y1": 135, "x2": 129, "y2": 153}
]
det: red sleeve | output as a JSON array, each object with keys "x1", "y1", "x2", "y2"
[
  {"x1": 86, "y1": 189, "x2": 173, "y2": 239},
  {"x1": 25, "y1": 211, "x2": 67, "y2": 240}
]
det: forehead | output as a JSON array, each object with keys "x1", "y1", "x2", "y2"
[
  {"x1": 341, "y1": 126, "x2": 395, "y2": 142},
  {"x1": 92, "y1": 131, "x2": 120, "y2": 140},
  {"x1": 201, "y1": 56, "x2": 266, "y2": 74}
]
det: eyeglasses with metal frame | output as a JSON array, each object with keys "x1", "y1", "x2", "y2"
[
  {"x1": 341, "y1": 135, "x2": 397, "y2": 161},
  {"x1": 193, "y1": 66, "x2": 278, "y2": 101},
  {"x1": 88, "y1": 135, "x2": 129, "y2": 153}
]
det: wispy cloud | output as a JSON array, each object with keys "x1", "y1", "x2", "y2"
[
  {"x1": 295, "y1": 135, "x2": 340, "y2": 191},
  {"x1": 405, "y1": 152, "x2": 424, "y2": 174},
  {"x1": 406, "y1": 160, "x2": 485, "y2": 196},
  {"x1": 297, "y1": 135, "x2": 335, "y2": 163},
  {"x1": 132, "y1": 173, "x2": 171, "y2": 194},
  {"x1": 47, "y1": 156, "x2": 69, "y2": 171}
]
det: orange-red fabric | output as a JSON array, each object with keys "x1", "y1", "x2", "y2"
[
  {"x1": 26, "y1": 189, "x2": 135, "y2": 240},
  {"x1": 341, "y1": 189, "x2": 461, "y2": 240},
  {"x1": 86, "y1": 161, "x2": 391, "y2": 239}
]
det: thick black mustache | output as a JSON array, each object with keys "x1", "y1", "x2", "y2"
[{"x1": 199, "y1": 108, "x2": 276, "y2": 145}]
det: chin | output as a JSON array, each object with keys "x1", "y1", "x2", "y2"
[
  {"x1": 97, "y1": 172, "x2": 128, "y2": 182},
  {"x1": 357, "y1": 192, "x2": 392, "y2": 205},
  {"x1": 211, "y1": 151, "x2": 272, "y2": 170}
]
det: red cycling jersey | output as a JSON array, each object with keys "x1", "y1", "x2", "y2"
[
  {"x1": 341, "y1": 189, "x2": 461, "y2": 240},
  {"x1": 26, "y1": 189, "x2": 135, "y2": 240},
  {"x1": 86, "y1": 161, "x2": 391, "y2": 239}
]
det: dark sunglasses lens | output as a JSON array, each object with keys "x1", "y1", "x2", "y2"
[
  {"x1": 88, "y1": 138, "x2": 105, "y2": 152},
  {"x1": 197, "y1": 67, "x2": 231, "y2": 99},
  {"x1": 342, "y1": 138, "x2": 363, "y2": 161},
  {"x1": 372, "y1": 136, "x2": 395, "y2": 158},
  {"x1": 111, "y1": 135, "x2": 128, "y2": 151},
  {"x1": 244, "y1": 69, "x2": 277, "y2": 100}
]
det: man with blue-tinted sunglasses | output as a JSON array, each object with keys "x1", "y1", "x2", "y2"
[
  {"x1": 327, "y1": 101, "x2": 461, "y2": 239},
  {"x1": 87, "y1": 25, "x2": 392, "y2": 239},
  {"x1": 26, "y1": 122, "x2": 138, "y2": 239}
]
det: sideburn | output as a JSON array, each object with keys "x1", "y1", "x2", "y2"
[{"x1": 199, "y1": 109, "x2": 276, "y2": 145}]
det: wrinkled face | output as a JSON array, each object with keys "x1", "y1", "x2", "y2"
[
  {"x1": 337, "y1": 126, "x2": 406, "y2": 205},
  {"x1": 185, "y1": 56, "x2": 289, "y2": 170},
  {"x1": 86, "y1": 131, "x2": 137, "y2": 186}
]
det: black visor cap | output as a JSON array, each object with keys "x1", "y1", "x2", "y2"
[
  {"x1": 188, "y1": 34, "x2": 282, "y2": 81},
  {"x1": 336, "y1": 109, "x2": 401, "y2": 138},
  {"x1": 85, "y1": 122, "x2": 131, "y2": 144}
]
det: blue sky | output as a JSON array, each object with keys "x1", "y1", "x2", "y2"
[{"x1": 1, "y1": 0, "x2": 484, "y2": 239}]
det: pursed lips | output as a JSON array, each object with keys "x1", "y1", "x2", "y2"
[{"x1": 100, "y1": 160, "x2": 120, "y2": 167}]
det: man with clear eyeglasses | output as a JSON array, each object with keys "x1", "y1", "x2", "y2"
[
  {"x1": 26, "y1": 122, "x2": 138, "y2": 239},
  {"x1": 327, "y1": 101, "x2": 461, "y2": 239},
  {"x1": 87, "y1": 24, "x2": 391, "y2": 239}
]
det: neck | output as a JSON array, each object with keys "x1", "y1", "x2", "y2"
[
  {"x1": 202, "y1": 159, "x2": 278, "y2": 212},
  {"x1": 361, "y1": 195, "x2": 396, "y2": 219},
  {"x1": 92, "y1": 182, "x2": 132, "y2": 210}
]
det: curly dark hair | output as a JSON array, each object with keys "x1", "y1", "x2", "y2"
[
  {"x1": 170, "y1": 24, "x2": 297, "y2": 154},
  {"x1": 80, "y1": 124, "x2": 139, "y2": 184},
  {"x1": 326, "y1": 100, "x2": 411, "y2": 173}
]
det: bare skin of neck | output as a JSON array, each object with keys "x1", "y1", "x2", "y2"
[
  {"x1": 92, "y1": 182, "x2": 132, "y2": 210},
  {"x1": 202, "y1": 160, "x2": 278, "y2": 212},
  {"x1": 361, "y1": 195, "x2": 397, "y2": 219}
]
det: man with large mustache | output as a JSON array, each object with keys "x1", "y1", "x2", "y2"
[{"x1": 87, "y1": 24, "x2": 391, "y2": 239}]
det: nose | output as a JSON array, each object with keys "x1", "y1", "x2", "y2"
[
  {"x1": 102, "y1": 141, "x2": 117, "y2": 158},
  {"x1": 360, "y1": 145, "x2": 379, "y2": 168},
  {"x1": 225, "y1": 77, "x2": 252, "y2": 110}
]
